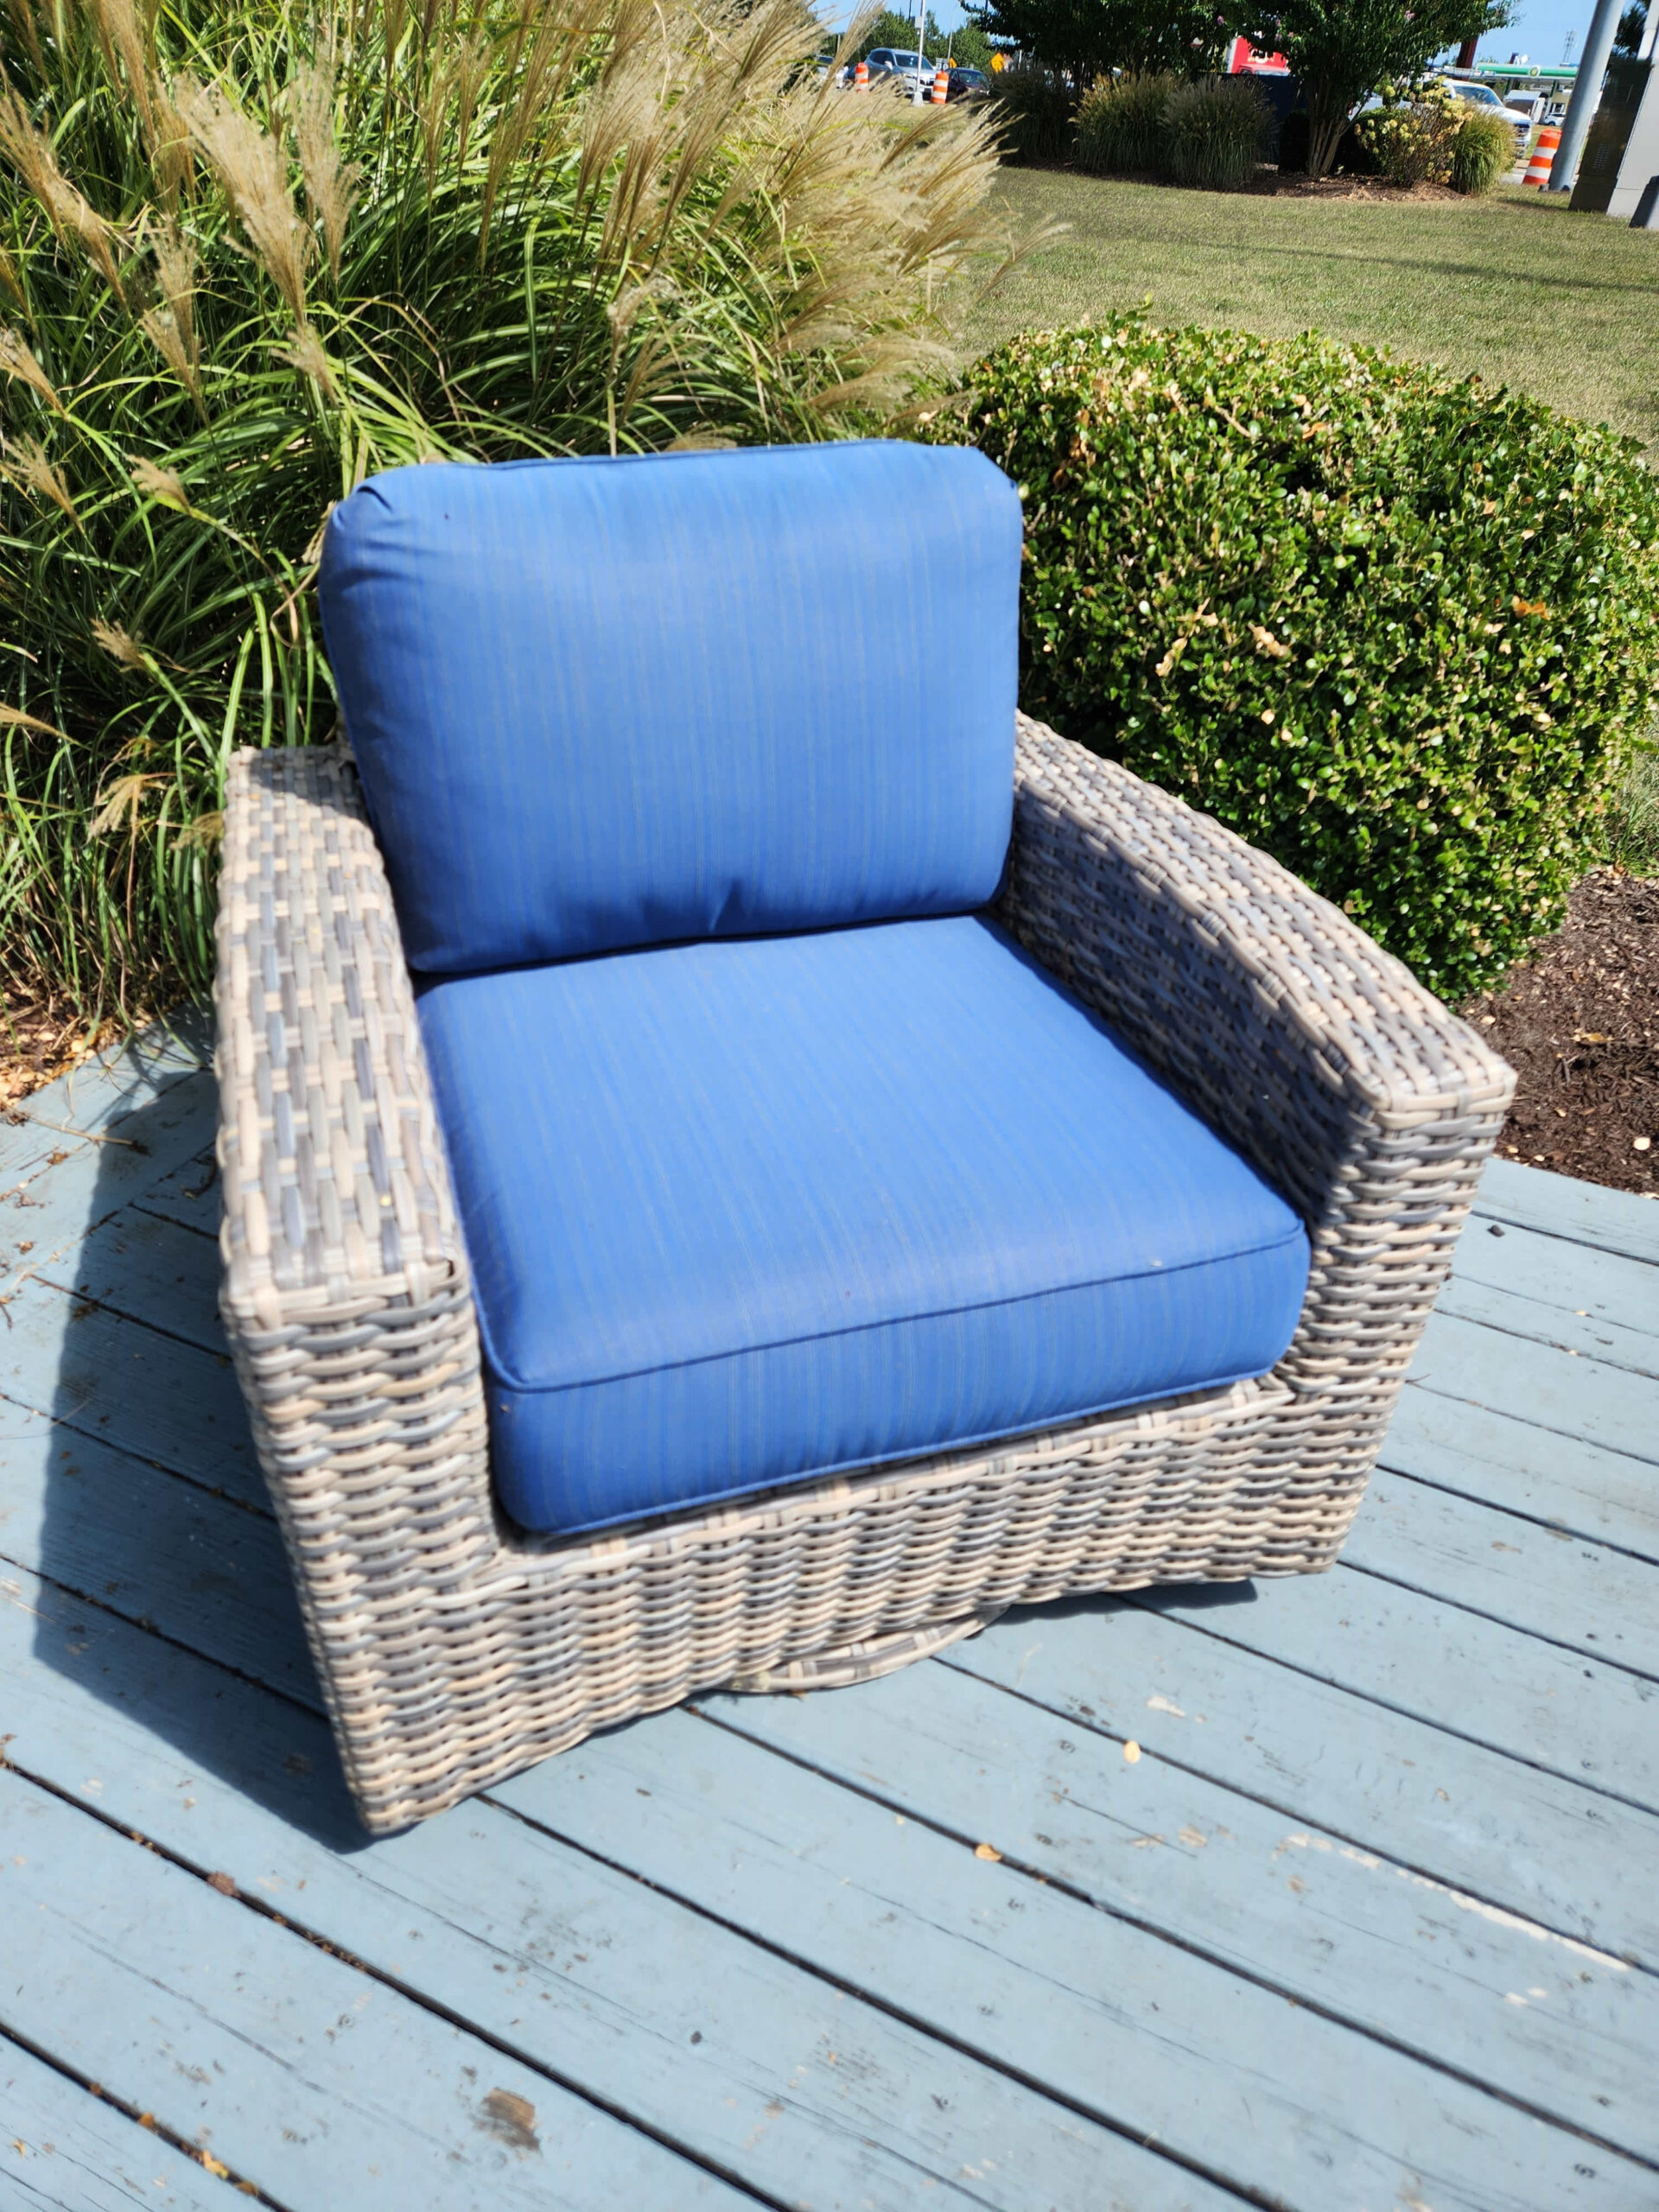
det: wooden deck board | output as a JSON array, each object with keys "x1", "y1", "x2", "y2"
[
  {"x1": 0, "y1": 1566, "x2": 1185, "y2": 2212},
  {"x1": 1, "y1": 1046, "x2": 1656, "y2": 2209},
  {"x1": 1, "y1": 2031, "x2": 233, "y2": 2212}
]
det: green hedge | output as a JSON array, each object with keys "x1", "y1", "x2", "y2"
[{"x1": 939, "y1": 319, "x2": 1659, "y2": 997}]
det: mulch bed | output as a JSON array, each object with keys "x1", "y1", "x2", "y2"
[
  {"x1": 0, "y1": 982, "x2": 106, "y2": 1116},
  {"x1": 1461, "y1": 869, "x2": 1658, "y2": 1199}
]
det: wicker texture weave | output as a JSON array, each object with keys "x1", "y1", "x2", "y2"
[{"x1": 215, "y1": 721, "x2": 1513, "y2": 1833}]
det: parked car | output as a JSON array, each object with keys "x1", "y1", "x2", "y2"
[
  {"x1": 944, "y1": 66, "x2": 992, "y2": 103},
  {"x1": 1437, "y1": 76, "x2": 1531, "y2": 147},
  {"x1": 835, "y1": 48, "x2": 907, "y2": 87},
  {"x1": 879, "y1": 48, "x2": 944, "y2": 96}
]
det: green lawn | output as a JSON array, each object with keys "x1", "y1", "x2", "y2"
[{"x1": 972, "y1": 174, "x2": 1659, "y2": 451}]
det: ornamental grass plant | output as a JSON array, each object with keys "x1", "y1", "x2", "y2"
[
  {"x1": 938, "y1": 318, "x2": 1659, "y2": 998},
  {"x1": 1073, "y1": 73, "x2": 1175, "y2": 175},
  {"x1": 1161, "y1": 73, "x2": 1270, "y2": 190},
  {"x1": 0, "y1": 0, "x2": 1013, "y2": 1020},
  {"x1": 1450, "y1": 107, "x2": 1516, "y2": 194},
  {"x1": 988, "y1": 63, "x2": 1074, "y2": 164}
]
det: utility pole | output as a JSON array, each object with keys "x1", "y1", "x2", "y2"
[{"x1": 1549, "y1": 0, "x2": 1623, "y2": 187}]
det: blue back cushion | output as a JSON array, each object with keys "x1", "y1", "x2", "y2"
[{"x1": 318, "y1": 442, "x2": 1022, "y2": 974}]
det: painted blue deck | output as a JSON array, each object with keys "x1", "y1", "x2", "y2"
[{"x1": 1, "y1": 1024, "x2": 1656, "y2": 2212}]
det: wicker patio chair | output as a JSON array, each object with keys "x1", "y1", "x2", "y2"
[{"x1": 214, "y1": 447, "x2": 1513, "y2": 1834}]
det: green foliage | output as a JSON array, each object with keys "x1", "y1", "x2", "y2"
[
  {"x1": 966, "y1": 0, "x2": 1230, "y2": 90},
  {"x1": 988, "y1": 62, "x2": 1075, "y2": 159},
  {"x1": 940, "y1": 22, "x2": 998, "y2": 69},
  {"x1": 1450, "y1": 105, "x2": 1516, "y2": 193},
  {"x1": 1241, "y1": 0, "x2": 1510, "y2": 175},
  {"x1": 1074, "y1": 72, "x2": 1175, "y2": 171},
  {"x1": 0, "y1": 0, "x2": 1010, "y2": 1019},
  {"x1": 1162, "y1": 72, "x2": 1270, "y2": 186},
  {"x1": 1357, "y1": 77, "x2": 1461, "y2": 184},
  {"x1": 1615, "y1": 1, "x2": 1649, "y2": 54},
  {"x1": 934, "y1": 318, "x2": 1659, "y2": 997},
  {"x1": 849, "y1": 10, "x2": 935, "y2": 60},
  {"x1": 840, "y1": 10, "x2": 994, "y2": 68}
]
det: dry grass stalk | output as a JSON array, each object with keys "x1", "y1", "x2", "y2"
[
  {"x1": 92, "y1": 618, "x2": 148, "y2": 669},
  {"x1": 86, "y1": 0, "x2": 155, "y2": 134},
  {"x1": 139, "y1": 304, "x2": 200, "y2": 404},
  {"x1": 0, "y1": 702, "x2": 65, "y2": 735},
  {"x1": 293, "y1": 46, "x2": 360, "y2": 281},
  {"x1": 280, "y1": 321, "x2": 339, "y2": 401},
  {"x1": 3, "y1": 0, "x2": 44, "y2": 75},
  {"x1": 480, "y1": 10, "x2": 589, "y2": 253},
  {"x1": 3, "y1": 432, "x2": 78, "y2": 520},
  {"x1": 128, "y1": 454, "x2": 189, "y2": 508},
  {"x1": 89, "y1": 766, "x2": 163, "y2": 838},
  {"x1": 144, "y1": 77, "x2": 194, "y2": 202},
  {"x1": 151, "y1": 219, "x2": 198, "y2": 342},
  {"x1": 0, "y1": 324, "x2": 64, "y2": 411},
  {"x1": 0, "y1": 87, "x2": 126, "y2": 298},
  {"x1": 172, "y1": 808, "x2": 222, "y2": 852},
  {"x1": 177, "y1": 76, "x2": 308, "y2": 320}
]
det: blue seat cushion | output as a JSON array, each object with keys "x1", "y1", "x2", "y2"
[
  {"x1": 416, "y1": 915, "x2": 1311, "y2": 1537},
  {"x1": 320, "y1": 442, "x2": 1021, "y2": 976}
]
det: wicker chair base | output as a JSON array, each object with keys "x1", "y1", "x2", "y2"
[
  {"x1": 215, "y1": 729, "x2": 1511, "y2": 1834},
  {"x1": 232, "y1": 1320, "x2": 1384, "y2": 1831}
]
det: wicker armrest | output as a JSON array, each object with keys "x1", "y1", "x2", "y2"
[
  {"x1": 1001, "y1": 715, "x2": 1516, "y2": 1395},
  {"x1": 213, "y1": 743, "x2": 496, "y2": 1619},
  {"x1": 216, "y1": 743, "x2": 462, "y2": 1328}
]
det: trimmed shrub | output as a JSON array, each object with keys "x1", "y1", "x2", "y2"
[
  {"x1": 934, "y1": 319, "x2": 1659, "y2": 996},
  {"x1": 1452, "y1": 109, "x2": 1516, "y2": 194},
  {"x1": 988, "y1": 64, "x2": 1076, "y2": 163},
  {"x1": 1357, "y1": 80, "x2": 1462, "y2": 186},
  {"x1": 1074, "y1": 73, "x2": 1176, "y2": 175},
  {"x1": 0, "y1": 0, "x2": 1007, "y2": 1018},
  {"x1": 1162, "y1": 74, "x2": 1272, "y2": 189}
]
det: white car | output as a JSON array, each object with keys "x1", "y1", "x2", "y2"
[{"x1": 1437, "y1": 76, "x2": 1531, "y2": 147}]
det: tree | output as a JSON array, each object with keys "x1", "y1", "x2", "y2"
[
  {"x1": 942, "y1": 20, "x2": 998, "y2": 68},
  {"x1": 1615, "y1": 3, "x2": 1648, "y2": 54},
  {"x1": 964, "y1": 0, "x2": 1232, "y2": 85},
  {"x1": 842, "y1": 7, "x2": 981, "y2": 61},
  {"x1": 1244, "y1": 0, "x2": 1510, "y2": 175}
]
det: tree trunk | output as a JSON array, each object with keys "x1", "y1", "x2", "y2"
[{"x1": 1305, "y1": 91, "x2": 1351, "y2": 178}]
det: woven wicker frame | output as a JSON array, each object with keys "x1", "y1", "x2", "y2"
[{"x1": 214, "y1": 716, "x2": 1513, "y2": 1833}]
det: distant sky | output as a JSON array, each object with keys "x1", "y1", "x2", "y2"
[{"x1": 909, "y1": 0, "x2": 1611, "y2": 67}]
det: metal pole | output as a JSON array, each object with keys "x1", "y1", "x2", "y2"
[
  {"x1": 1549, "y1": 0, "x2": 1624, "y2": 188},
  {"x1": 914, "y1": 0, "x2": 926, "y2": 103}
]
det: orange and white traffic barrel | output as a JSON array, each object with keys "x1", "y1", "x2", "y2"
[
  {"x1": 1522, "y1": 125, "x2": 1560, "y2": 186},
  {"x1": 932, "y1": 65, "x2": 949, "y2": 103},
  {"x1": 855, "y1": 58, "x2": 869, "y2": 89}
]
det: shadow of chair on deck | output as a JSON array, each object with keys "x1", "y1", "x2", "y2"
[{"x1": 32, "y1": 1056, "x2": 369, "y2": 1853}]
